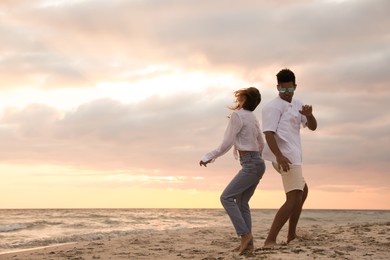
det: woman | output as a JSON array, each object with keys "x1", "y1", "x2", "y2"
[{"x1": 199, "y1": 87, "x2": 266, "y2": 253}]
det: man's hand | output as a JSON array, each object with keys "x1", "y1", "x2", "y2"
[
  {"x1": 199, "y1": 160, "x2": 212, "y2": 167},
  {"x1": 299, "y1": 105, "x2": 313, "y2": 116},
  {"x1": 276, "y1": 154, "x2": 292, "y2": 172},
  {"x1": 300, "y1": 104, "x2": 317, "y2": 131}
]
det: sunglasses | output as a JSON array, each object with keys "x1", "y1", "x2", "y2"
[{"x1": 279, "y1": 87, "x2": 295, "y2": 93}]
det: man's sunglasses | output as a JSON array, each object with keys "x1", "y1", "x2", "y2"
[{"x1": 279, "y1": 87, "x2": 295, "y2": 93}]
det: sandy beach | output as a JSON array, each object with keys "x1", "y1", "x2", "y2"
[{"x1": 1, "y1": 220, "x2": 389, "y2": 260}]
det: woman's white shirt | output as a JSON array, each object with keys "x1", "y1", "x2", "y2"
[{"x1": 201, "y1": 109, "x2": 264, "y2": 163}]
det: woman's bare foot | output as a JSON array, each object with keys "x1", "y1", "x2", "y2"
[
  {"x1": 232, "y1": 239, "x2": 253, "y2": 252},
  {"x1": 239, "y1": 233, "x2": 253, "y2": 254}
]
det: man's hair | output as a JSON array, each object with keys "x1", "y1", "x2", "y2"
[
  {"x1": 231, "y1": 87, "x2": 261, "y2": 111},
  {"x1": 276, "y1": 68, "x2": 296, "y2": 84}
]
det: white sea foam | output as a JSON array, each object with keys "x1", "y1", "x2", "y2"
[{"x1": 0, "y1": 224, "x2": 29, "y2": 232}]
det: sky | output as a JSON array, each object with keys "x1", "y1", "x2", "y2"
[{"x1": 0, "y1": 0, "x2": 389, "y2": 209}]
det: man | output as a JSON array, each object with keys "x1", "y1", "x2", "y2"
[{"x1": 262, "y1": 68, "x2": 317, "y2": 247}]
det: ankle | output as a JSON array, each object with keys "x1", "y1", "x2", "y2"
[
  {"x1": 241, "y1": 233, "x2": 252, "y2": 239},
  {"x1": 264, "y1": 238, "x2": 276, "y2": 245}
]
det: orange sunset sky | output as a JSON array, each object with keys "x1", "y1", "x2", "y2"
[{"x1": 0, "y1": 0, "x2": 389, "y2": 209}]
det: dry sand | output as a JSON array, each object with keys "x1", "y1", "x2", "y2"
[{"x1": 1, "y1": 221, "x2": 389, "y2": 259}]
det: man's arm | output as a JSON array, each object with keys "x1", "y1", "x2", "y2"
[
  {"x1": 264, "y1": 131, "x2": 291, "y2": 172},
  {"x1": 306, "y1": 114, "x2": 317, "y2": 131},
  {"x1": 300, "y1": 105, "x2": 317, "y2": 131}
]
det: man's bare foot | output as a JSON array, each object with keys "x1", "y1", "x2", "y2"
[
  {"x1": 287, "y1": 235, "x2": 308, "y2": 244},
  {"x1": 239, "y1": 233, "x2": 253, "y2": 254},
  {"x1": 287, "y1": 236, "x2": 296, "y2": 243},
  {"x1": 287, "y1": 234, "x2": 304, "y2": 243},
  {"x1": 263, "y1": 240, "x2": 277, "y2": 249},
  {"x1": 232, "y1": 239, "x2": 253, "y2": 252},
  {"x1": 287, "y1": 234, "x2": 299, "y2": 244}
]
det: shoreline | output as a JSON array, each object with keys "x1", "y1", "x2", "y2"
[
  {"x1": 1, "y1": 221, "x2": 389, "y2": 259},
  {"x1": 0, "y1": 243, "x2": 77, "y2": 256}
]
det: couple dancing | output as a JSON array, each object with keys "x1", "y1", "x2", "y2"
[{"x1": 199, "y1": 68, "x2": 317, "y2": 254}]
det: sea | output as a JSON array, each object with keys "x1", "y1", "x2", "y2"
[{"x1": 0, "y1": 208, "x2": 389, "y2": 255}]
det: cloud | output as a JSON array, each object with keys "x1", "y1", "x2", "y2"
[
  {"x1": 0, "y1": 90, "x2": 388, "y2": 192},
  {"x1": 0, "y1": 92, "x2": 232, "y2": 171},
  {"x1": 0, "y1": 0, "x2": 389, "y2": 197},
  {"x1": 2, "y1": 0, "x2": 389, "y2": 90}
]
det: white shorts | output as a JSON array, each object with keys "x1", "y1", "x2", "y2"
[{"x1": 272, "y1": 162, "x2": 306, "y2": 193}]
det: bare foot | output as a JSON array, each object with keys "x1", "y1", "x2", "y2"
[
  {"x1": 232, "y1": 239, "x2": 253, "y2": 252},
  {"x1": 239, "y1": 233, "x2": 253, "y2": 254},
  {"x1": 287, "y1": 232, "x2": 298, "y2": 243},
  {"x1": 287, "y1": 236, "x2": 296, "y2": 243},
  {"x1": 288, "y1": 234, "x2": 305, "y2": 243},
  {"x1": 263, "y1": 240, "x2": 277, "y2": 249},
  {"x1": 287, "y1": 237, "x2": 296, "y2": 244}
]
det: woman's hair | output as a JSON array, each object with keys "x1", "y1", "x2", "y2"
[{"x1": 230, "y1": 87, "x2": 261, "y2": 111}]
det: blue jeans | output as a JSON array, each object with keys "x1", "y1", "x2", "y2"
[{"x1": 220, "y1": 152, "x2": 265, "y2": 236}]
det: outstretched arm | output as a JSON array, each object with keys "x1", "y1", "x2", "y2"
[
  {"x1": 300, "y1": 105, "x2": 317, "y2": 131},
  {"x1": 199, "y1": 112, "x2": 242, "y2": 167}
]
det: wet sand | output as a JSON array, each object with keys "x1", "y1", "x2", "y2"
[{"x1": 1, "y1": 221, "x2": 389, "y2": 259}]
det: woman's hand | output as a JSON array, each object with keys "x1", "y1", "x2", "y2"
[{"x1": 199, "y1": 160, "x2": 212, "y2": 167}]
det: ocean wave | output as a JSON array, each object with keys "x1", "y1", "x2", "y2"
[
  {"x1": 0, "y1": 224, "x2": 29, "y2": 232},
  {"x1": 0, "y1": 221, "x2": 63, "y2": 233}
]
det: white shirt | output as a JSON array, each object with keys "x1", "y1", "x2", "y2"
[
  {"x1": 201, "y1": 108, "x2": 264, "y2": 163},
  {"x1": 262, "y1": 97, "x2": 307, "y2": 165}
]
